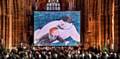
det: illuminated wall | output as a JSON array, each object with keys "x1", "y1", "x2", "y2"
[
  {"x1": 0, "y1": 0, "x2": 33, "y2": 48},
  {"x1": 83, "y1": 0, "x2": 119, "y2": 51}
]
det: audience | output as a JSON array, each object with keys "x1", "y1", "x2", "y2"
[{"x1": 0, "y1": 43, "x2": 119, "y2": 59}]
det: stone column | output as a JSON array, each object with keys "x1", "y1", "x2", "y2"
[{"x1": 8, "y1": 0, "x2": 13, "y2": 49}]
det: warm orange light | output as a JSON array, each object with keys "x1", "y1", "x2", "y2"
[{"x1": 111, "y1": 1, "x2": 115, "y2": 50}]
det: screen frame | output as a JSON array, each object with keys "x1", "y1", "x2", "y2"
[{"x1": 33, "y1": 11, "x2": 81, "y2": 47}]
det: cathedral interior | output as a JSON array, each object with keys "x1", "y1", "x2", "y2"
[{"x1": 0, "y1": 0, "x2": 120, "y2": 52}]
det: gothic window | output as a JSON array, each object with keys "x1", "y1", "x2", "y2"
[{"x1": 46, "y1": 0, "x2": 61, "y2": 11}]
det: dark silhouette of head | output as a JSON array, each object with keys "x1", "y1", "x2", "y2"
[{"x1": 60, "y1": 16, "x2": 72, "y2": 23}]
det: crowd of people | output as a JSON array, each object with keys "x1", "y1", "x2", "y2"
[{"x1": 0, "y1": 43, "x2": 120, "y2": 59}]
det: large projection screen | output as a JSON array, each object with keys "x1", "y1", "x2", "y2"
[{"x1": 34, "y1": 11, "x2": 80, "y2": 46}]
